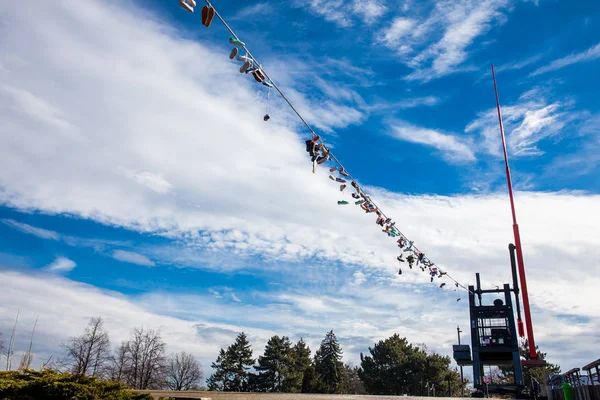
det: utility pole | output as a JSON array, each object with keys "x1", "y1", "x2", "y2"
[
  {"x1": 458, "y1": 326, "x2": 465, "y2": 396},
  {"x1": 491, "y1": 65, "x2": 538, "y2": 360}
]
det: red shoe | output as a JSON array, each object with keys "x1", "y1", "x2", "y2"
[
  {"x1": 205, "y1": 6, "x2": 215, "y2": 27},
  {"x1": 201, "y1": 5, "x2": 209, "y2": 23}
]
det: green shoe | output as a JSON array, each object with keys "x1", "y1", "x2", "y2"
[
  {"x1": 229, "y1": 37, "x2": 245, "y2": 47},
  {"x1": 338, "y1": 200, "x2": 349, "y2": 205}
]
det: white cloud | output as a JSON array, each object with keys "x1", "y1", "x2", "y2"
[
  {"x1": 531, "y1": 42, "x2": 600, "y2": 76},
  {"x1": 365, "y1": 96, "x2": 443, "y2": 113},
  {"x1": 118, "y1": 168, "x2": 172, "y2": 195},
  {"x1": 352, "y1": 0, "x2": 388, "y2": 24},
  {"x1": 351, "y1": 271, "x2": 367, "y2": 285},
  {"x1": 379, "y1": 0, "x2": 515, "y2": 81},
  {"x1": 389, "y1": 121, "x2": 476, "y2": 162},
  {"x1": 495, "y1": 53, "x2": 544, "y2": 73},
  {"x1": 229, "y1": 3, "x2": 269, "y2": 21},
  {"x1": 301, "y1": 0, "x2": 387, "y2": 27},
  {"x1": 1, "y1": 219, "x2": 60, "y2": 240},
  {"x1": 231, "y1": 293, "x2": 242, "y2": 303},
  {"x1": 111, "y1": 250, "x2": 155, "y2": 267},
  {"x1": 465, "y1": 96, "x2": 581, "y2": 157},
  {"x1": 45, "y1": 256, "x2": 76, "y2": 273},
  {"x1": 303, "y1": 0, "x2": 354, "y2": 27},
  {"x1": 378, "y1": 17, "x2": 416, "y2": 48}
]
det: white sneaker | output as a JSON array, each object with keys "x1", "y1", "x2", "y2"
[{"x1": 179, "y1": 0, "x2": 193, "y2": 12}]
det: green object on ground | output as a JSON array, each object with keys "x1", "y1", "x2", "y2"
[{"x1": 562, "y1": 382, "x2": 574, "y2": 400}]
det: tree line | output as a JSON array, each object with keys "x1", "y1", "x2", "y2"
[
  {"x1": 206, "y1": 330, "x2": 467, "y2": 396},
  {"x1": 2, "y1": 317, "x2": 468, "y2": 395}
]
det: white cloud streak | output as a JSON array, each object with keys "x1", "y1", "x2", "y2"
[
  {"x1": 379, "y1": 0, "x2": 515, "y2": 81},
  {"x1": 301, "y1": 0, "x2": 387, "y2": 27},
  {"x1": 1, "y1": 219, "x2": 60, "y2": 240},
  {"x1": 466, "y1": 96, "x2": 581, "y2": 157},
  {"x1": 111, "y1": 250, "x2": 155, "y2": 267},
  {"x1": 389, "y1": 121, "x2": 476, "y2": 162},
  {"x1": 45, "y1": 256, "x2": 76, "y2": 273},
  {"x1": 531, "y1": 42, "x2": 600, "y2": 76},
  {"x1": 352, "y1": 0, "x2": 388, "y2": 25}
]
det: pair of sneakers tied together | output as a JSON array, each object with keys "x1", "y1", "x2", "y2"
[{"x1": 180, "y1": 1, "x2": 216, "y2": 27}]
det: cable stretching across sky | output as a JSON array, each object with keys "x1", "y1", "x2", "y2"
[{"x1": 178, "y1": 0, "x2": 474, "y2": 297}]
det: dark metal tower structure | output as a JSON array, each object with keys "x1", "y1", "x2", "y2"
[{"x1": 469, "y1": 273, "x2": 524, "y2": 393}]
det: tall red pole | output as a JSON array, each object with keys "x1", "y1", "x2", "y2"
[{"x1": 491, "y1": 65, "x2": 538, "y2": 360}]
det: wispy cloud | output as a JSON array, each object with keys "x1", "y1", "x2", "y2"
[
  {"x1": 363, "y1": 96, "x2": 443, "y2": 115},
  {"x1": 389, "y1": 121, "x2": 476, "y2": 163},
  {"x1": 111, "y1": 250, "x2": 155, "y2": 267},
  {"x1": 495, "y1": 53, "x2": 544, "y2": 73},
  {"x1": 390, "y1": 96, "x2": 442, "y2": 109},
  {"x1": 0, "y1": 84, "x2": 75, "y2": 134},
  {"x1": 231, "y1": 293, "x2": 242, "y2": 303},
  {"x1": 1, "y1": 219, "x2": 60, "y2": 240},
  {"x1": 303, "y1": 0, "x2": 354, "y2": 27},
  {"x1": 229, "y1": 3, "x2": 269, "y2": 21},
  {"x1": 465, "y1": 95, "x2": 582, "y2": 157},
  {"x1": 531, "y1": 42, "x2": 600, "y2": 76},
  {"x1": 45, "y1": 256, "x2": 76, "y2": 273},
  {"x1": 118, "y1": 168, "x2": 172, "y2": 195},
  {"x1": 352, "y1": 0, "x2": 388, "y2": 25},
  {"x1": 379, "y1": 0, "x2": 515, "y2": 81},
  {"x1": 378, "y1": 17, "x2": 415, "y2": 48},
  {"x1": 300, "y1": 0, "x2": 387, "y2": 27}
]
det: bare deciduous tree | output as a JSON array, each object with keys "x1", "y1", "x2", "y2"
[
  {"x1": 109, "y1": 341, "x2": 130, "y2": 383},
  {"x1": 128, "y1": 327, "x2": 167, "y2": 389},
  {"x1": 109, "y1": 327, "x2": 167, "y2": 389},
  {"x1": 166, "y1": 352, "x2": 203, "y2": 391},
  {"x1": 63, "y1": 317, "x2": 111, "y2": 377}
]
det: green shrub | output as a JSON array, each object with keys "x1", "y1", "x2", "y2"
[{"x1": 0, "y1": 369, "x2": 153, "y2": 400}]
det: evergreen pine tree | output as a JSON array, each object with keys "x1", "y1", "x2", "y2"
[
  {"x1": 286, "y1": 338, "x2": 312, "y2": 393},
  {"x1": 314, "y1": 330, "x2": 344, "y2": 394},
  {"x1": 227, "y1": 332, "x2": 255, "y2": 392},
  {"x1": 254, "y1": 335, "x2": 294, "y2": 392},
  {"x1": 206, "y1": 332, "x2": 255, "y2": 392},
  {"x1": 206, "y1": 348, "x2": 231, "y2": 391},
  {"x1": 359, "y1": 334, "x2": 467, "y2": 396}
]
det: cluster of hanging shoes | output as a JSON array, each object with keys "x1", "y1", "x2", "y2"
[
  {"x1": 228, "y1": 39, "x2": 273, "y2": 121},
  {"x1": 180, "y1": 0, "x2": 274, "y2": 121},
  {"x1": 178, "y1": 1, "x2": 465, "y2": 302}
]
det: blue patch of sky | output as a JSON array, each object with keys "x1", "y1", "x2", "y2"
[
  {"x1": 0, "y1": 205, "x2": 369, "y2": 302},
  {"x1": 554, "y1": 314, "x2": 591, "y2": 325},
  {"x1": 0, "y1": 207, "x2": 274, "y2": 297}
]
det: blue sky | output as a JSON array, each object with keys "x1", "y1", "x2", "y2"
[{"x1": 1, "y1": 0, "x2": 599, "y2": 381}]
